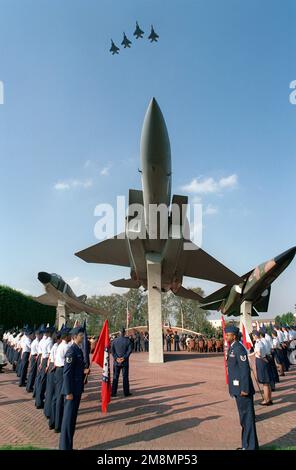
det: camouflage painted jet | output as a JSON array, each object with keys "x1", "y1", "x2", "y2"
[
  {"x1": 148, "y1": 25, "x2": 159, "y2": 42},
  {"x1": 133, "y1": 21, "x2": 144, "y2": 39},
  {"x1": 35, "y1": 272, "x2": 106, "y2": 315},
  {"x1": 110, "y1": 40, "x2": 120, "y2": 55},
  {"x1": 199, "y1": 246, "x2": 296, "y2": 316},
  {"x1": 75, "y1": 98, "x2": 243, "y2": 302},
  {"x1": 121, "y1": 33, "x2": 132, "y2": 48}
]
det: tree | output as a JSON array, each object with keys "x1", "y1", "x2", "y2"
[
  {"x1": 274, "y1": 312, "x2": 295, "y2": 326},
  {"x1": 174, "y1": 288, "x2": 214, "y2": 334}
]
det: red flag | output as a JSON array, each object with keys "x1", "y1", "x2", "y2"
[
  {"x1": 92, "y1": 320, "x2": 111, "y2": 413},
  {"x1": 242, "y1": 321, "x2": 253, "y2": 351},
  {"x1": 221, "y1": 315, "x2": 229, "y2": 385}
]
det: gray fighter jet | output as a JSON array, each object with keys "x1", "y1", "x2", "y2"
[
  {"x1": 110, "y1": 39, "x2": 120, "y2": 55},
  {"x1": 75, "y1": 98, "x2": 243, "y2": 302},
  {"x1": 35, "y1": 272, "x2": 106, "y2": 315},
  {"x1": 121, "y1": 33, "x2": 132, "y2": 48},
  {"x1": 133, "y1": 21, "x2": 144, "y2": 39},
  {"x1": 148, "y1": 25, "x2": 159, "y2": 42}
]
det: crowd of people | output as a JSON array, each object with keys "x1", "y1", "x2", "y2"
[
  {"x1": 248, "y1": 324, "x2": 296, "y2": 406},
  {"x1": 0, "y1": 321, "x2": 296, "y2": 451},
  {"x1": 110, "y1": 330, "x2": 224, "y2": 353},
  {"x1": 2, "y1": 325, "x2": 90, "y2": 450}
]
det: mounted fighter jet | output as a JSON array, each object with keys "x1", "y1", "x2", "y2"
[
  {"x1": 35, "y1": 272, "x2": 106, "y2": 315},
  {"x1": 121, "y1": 33, "x2": 132, "y2": 48},
  {"x1": 75, "y1": 98, "x2": 243, "y2": 302},
  {"x1": 199, "y1": 246, "x2": 296, "y2": 316},
  {"x1": 148, "y1": 25, "x2": 159, "y2": 42},
  {"x1": 133, "y1": 21, "x2": 144, "y2": 39},
  {"x1": 110, "y1": 39, "x2": 120, "y2": 55}
]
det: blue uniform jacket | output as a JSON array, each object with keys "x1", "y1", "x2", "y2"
[
  {"x1": 62, "y1": 343, "x2": 85, "y2": 396},
  {"x1": 227, "y1": 341, "x2": 255, "y2": 397},
  {"x1": 111, "y1": 337, "x2": 132, "y2": 362}
]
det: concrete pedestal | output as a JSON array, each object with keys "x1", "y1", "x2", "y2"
[
  {"x1": 239, "y1": 301, "x2": 253, "y2": 333},
  {"x1": 146, "y1": 254, "x2": 164, "y2": 363},
  {"x1": 56, "y1": 300, "x2": 67, "y2": 330}
]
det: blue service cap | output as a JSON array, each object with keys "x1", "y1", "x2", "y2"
[
  {"x1": 45, "y1": 325, "x2": 55, "y2": 334},
  {"x1": 70, "y1": 326, "x2": 84, "y2": 336},
  {"x1": 25, "y1": 328, "x2": 34, "y2": 336},
  {"x1": 59, "y1": 326, "x2": 71, "y2": 335},
  {"x1": 224, "y1": 325, "x2": 239, "y2": 335}
]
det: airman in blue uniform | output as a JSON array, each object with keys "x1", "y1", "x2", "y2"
[
  {"x1": 111, "y1": 328, "x2": 132, "y2": 397},
  {"x1": 225, "y1": 325, "x2": 259, "y2": 450},
  {"x1": 59, "y1": 326, "x2": 88, "y2": 450}
]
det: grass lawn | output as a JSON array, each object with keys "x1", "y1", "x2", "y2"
[{"x1": 261, "y1": 446, "x2": 296, "y2": 451}]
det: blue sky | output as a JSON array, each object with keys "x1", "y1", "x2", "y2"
[{"x1": 0, "y1": 0, "x2": 295, "y2": 319}]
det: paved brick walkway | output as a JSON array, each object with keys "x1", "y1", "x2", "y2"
[{"x1": 0, "y1": 352, "x2": 295, "y2": 449}]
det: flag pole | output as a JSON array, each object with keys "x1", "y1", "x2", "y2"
[
  {"x1": 181, "y1": 302, "x2": 184, "y2": 333},
  {"x1": 126, "y1": 300, "x2": 129, "y2": 332},
  {"x1": 221, "y1": 315, "x2": 229, "y2": 385}
]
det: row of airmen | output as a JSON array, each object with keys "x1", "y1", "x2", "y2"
[
  {"x1": 251, "y1": 325, "x2": 296, "y2": 406},
  {"x1": 3, "y1": 325, "x2": 88, "y2": 450}
]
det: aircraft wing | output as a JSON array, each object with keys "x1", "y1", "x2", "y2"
[
  {"x1": 34, "y1": 293, "x2": 57, "y2": 307},
  {"x1": 198, "y1": 285, "x2": 232, "y2": 305},
  {"x1": 199, "y1": 300, "x2": 224, "y2": 311},
  {"x1": 66, "y1": 297, "x2": 108, "y2": 316},
  {"x1": 75, "y1": 233, "x2": 131, "y2": 267},
  {"x1": 182, "y1": 241, "x2": 243, "y2": 285}
]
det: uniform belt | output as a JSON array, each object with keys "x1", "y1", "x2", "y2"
[{"x1": 55, "y1": 365, "x2": 64, "y2": 368}]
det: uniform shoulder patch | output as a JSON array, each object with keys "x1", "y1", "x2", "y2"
[
  {"x1": 240, "y1": 354, "x2": 247, "y2": 362},
  {"x1": 66, "y1": 356, "x2": 72, "y2": 363}
]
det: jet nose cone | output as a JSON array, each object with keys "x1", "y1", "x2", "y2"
[
  {"x1": 274, "y1": 246, "x2": 296, "y2": 265},
  {"x1": 38, "y1": 272, "x2": 51, "y2": 284},
  {"x1": 140, "y1": 97, "x2": 171, "y2": 167}
]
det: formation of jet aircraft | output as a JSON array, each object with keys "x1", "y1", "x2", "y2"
[{"x1": 110, "y1": 22, "x2": 159, "y2": 55}]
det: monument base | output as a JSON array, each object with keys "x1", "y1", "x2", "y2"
[
  {"x1": 146, "y1": 254, "x2": 164, "y2": 363},
  {"x1": 239, "y1": 300, "x2": 253, "y2": 333},
  {"x1": 56, "y1": 300, "x2": 67, "y2": 330}
]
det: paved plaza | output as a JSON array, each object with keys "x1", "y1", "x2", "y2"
[{"x1": 0, "y1": 352, "x2": 296, "y2": 450}]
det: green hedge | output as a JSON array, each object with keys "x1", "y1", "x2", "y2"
[{"x1": 0, "y1": 285, "x2": 56, "y2": 331}]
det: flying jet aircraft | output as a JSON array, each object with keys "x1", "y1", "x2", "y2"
[
  {"x1": 75, "y1": 98, "x2": 243, "y2": 302},
  {"x1": 148, "y1": 25, "x2": 159, "y2": 42},
  {"x1": 121, "y1": 33, "x2": 132, "y2": 48},
  {"x1": 35, "y1": 272, "x2": 106, "y2": 315},
  {"x1": 199, "y1": 246, "x2": 296, "y2": 316},
  {"x1": 133, "y1": 21, "x2": 144, "y2": 39},
  {"x1": 110, "y1": 39, "x2": 120, "y2": 55}
]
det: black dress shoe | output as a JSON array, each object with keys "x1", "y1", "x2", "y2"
[
  {"x1": 111, "y1": 394, "x2": 117, "y2": 397},
  {"x1": 54, "y1": 428, "x2": 61, "y2": 433},
  {"x1": 124, "y1": 393, "x2": 132, "y2": 397},
  {"x1": 49, "y1": 424, "x2": 55, "y2": 430},
  {"x1": 36, "y1": 405, "x2": 44, "y2": 409}
]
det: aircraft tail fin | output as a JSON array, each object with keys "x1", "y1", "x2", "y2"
[
  {"x1": 173, "y1": 286, "x2": 204, "y2": 302},
  {"x1": 253, "y1": 286, "x2": 271, "y2": 312},
  {"x1": 110, "y1": 278, "x2": 141, "y2": 288}
]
